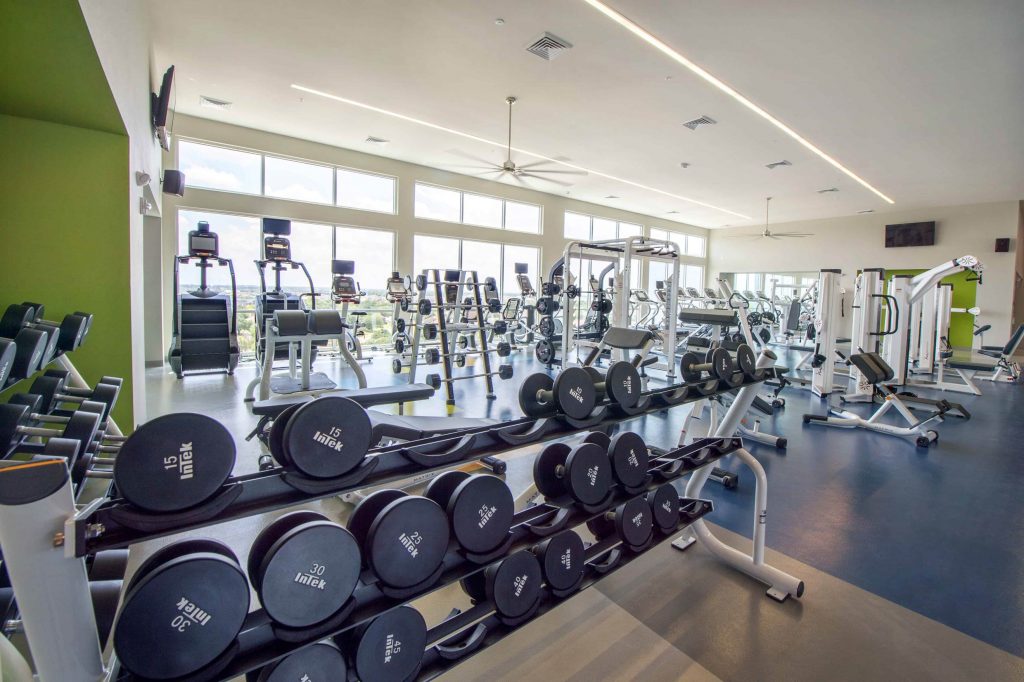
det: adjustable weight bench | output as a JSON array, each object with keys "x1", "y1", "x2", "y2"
[
  {"x1": 803, "y1": 351, "x2": 948, "y2": 447},
  {"x1": 977, "y1": 324, "x2": 1024, "y2": 383}
]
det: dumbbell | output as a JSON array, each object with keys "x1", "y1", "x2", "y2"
[
  {"x1": 533, "y1": 441, "x2": 612, "y2": 507},
  {"x1": 343, "y1": 605, "x2": 426, "y2": 682},
  {"x1": 425, "y1": 364, "x2": 513, "y2": 389},
  {"x1": 28, "y1": 374, "x2": 120, "y2": 421},
  {"x1": 679, "y1": 347, "x2": 734, "y2": 393},
  {"x1": 417, "y1": 298, "x2": 502, "y2": 316},
  {"x1": 0, "y1": 305, "x2": 61, "y2": 367},
  {"x1": 5, "y1": 303, "x2": 91, "y2": 352},
  {"x1": 441, "y1": 343, "x2": 512, "y2": 368},
  {"x1": 0, "y1": 326, "x2": 50, "y2": 382},
  {"x1": 460, "y1": 550, "x2": 543, "y2": 623},
  {"x1": 518, "y1": 367, "x2": 596, "y2": 420},
  {"x1": 587, "y1": 495, "x2": 654, "y2": 551},
  {"x1": 113, "y1": 539, "x2": 250, "y2": 681},
  {"x1": 424, "y1": 471, "x2": 514, "y2": 556},
  {"x1": 247, "y1": 511, "x2": 361, "y2": 629},
  {"x1": 490, "y1": 320, "x2": 508, "y2": 336},
  {"x1": 646, "y1": 483, "x2": 681, "y2": 535},
  {"x1": 347, "y1": 489, "x2": 450, "y2": 591},
  {"x1": 532, "y1": 529, "x2": 586, "y2": 596},
  {"x1": 395, "y1": 318, "x2": 438, "y2": 339},
  {"x1": 591, "y1": 298, "x2": 612, "y2": 314},
  {"x1": 606, "y1": 431, "x2": 650, "y2": 490},
  {"x1": 535, "y1": 297, "x2": 559, "y2": 315},
  {"x1": 534, "y1": 339, "x2": 557, "y2": 364},
  {"x1": 582, "y1": 360, "x2": 642, "y2": 409},
  {"x1": 5, "y1": 393, "x2": 121, "y2": 455},
  {"x1": 250, "y1": 641, "x2": 347, "y2": 682},
  {"x1": 261, "y1": 396, "x2": 373, "y2": 479},
  {"x1": 0, "y1": 403, "x2": 102, "y2": 458}
]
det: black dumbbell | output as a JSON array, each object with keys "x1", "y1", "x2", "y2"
[
  {"x1": 490, "y1": 320, "x2": 508, "y2": 335},
  {"x1": 344, "y1": 605, "x2": 426, "y2": 682},
  {"x1": 424, "y1": 471, "x2": 514, "y2": 556},
  {"x1": 262, "y1": 396, "x2": 373, "y2": 479},
  {"x1": 587, "y1": 496, "x2": 654, "y2": 551},
  {"x1": 5, "y1": 393, "x2": 122, "y2": 454},
  {"x1": 582, "y1": 360, "x2": 642, "y2": 409},
  {"x1": 113, "y1": 539, "x2": 250, "y2": 681},
  {"x1": 535, "y1": 297, "x2": 559, "y2": 315},
  {"x1": 250, "y1": 641, "x2": 347, "y2": 682},
  {"x1": 13, "y1": 302, "x2": 91, "y2": 351},
  {"x1": 395, "y1": 319, "x2": 437, "y2": 339},
  {"x1": 0, "y1": 304, "x2": 61, "y2": 367},
  {"x1": 0, "y1": 326, "x2": 49, "y2": 382},
  {"x1": 425, "y1": 364, "x2": 513, "y2": 389},
  {"x1": 347, "y1": 489, "x2": 450, "y2": 591},
  {"x1": 518, "y1": 367, "x2": 596, "y2": 420},
  {"x1": 532, "y1": 529, "x2": 586, "y2": 595},
  {"x1": 607, "y1": 431, "x2": 650, "y2": 489},
  {"x1": 247, "y1": 511, "x2": 361, "y2": 629},
  {"x1": 679, "y1": 347, "x2": 734, "y2": 384},
  {"x1": 28, "y1": 374, "x2": 120, "y2": 420},
  {"x1": 533, "y1": 441, "x2": 612, "y2": 507},
  {"x1": 534, "y1": 339, "x2": 557, "y2": 364},
  {"x1": 646, "y1": 483, "x2": 681, "y2": 535},
  {"x1": 0, "y1": 403, "x2": 101, "y2": 458},
  {"x1": 460, "y1": 550, "x2": 543, "y2": 623}
]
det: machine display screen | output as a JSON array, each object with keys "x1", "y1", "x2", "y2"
[
  {"x1": 189, "y1": 235, "x2": 217, "y2": 257},
  {"x1": 264, "y1": 237, "x2": 291, "y2": 261},
  {"x1": 387, "y1": 281, "x2": 406, "y2": 295}
]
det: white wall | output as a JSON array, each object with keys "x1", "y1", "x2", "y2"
[
  {"x1": 80, "y1": 0, "x2": 162, "y2": 420},
  {"x1": 708, "y1": 201, "x2": 1020, "y2": 341},
  {"x1": 156, "y1": 114, "x2": 709, "y2": 356}
]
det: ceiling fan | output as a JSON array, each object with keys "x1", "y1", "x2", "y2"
[
  {"x1": 727, "y1": 197, "x2": 813, "y2": 240},
  {"x1": 449, "y1": 96, "x2": 587, "y2": 187}
]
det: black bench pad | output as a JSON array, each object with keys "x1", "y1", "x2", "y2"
[
  {"x1": 252, "y1": 383, "x2": 435, "y2": 417},
  {"x1": 368, "y1": 412, "x2": 500, "y2": 442}
]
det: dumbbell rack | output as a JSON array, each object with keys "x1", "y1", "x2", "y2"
[
  {"x1": 407, "y1": 269, "x2": 497, "y2": 405},
  {"x1": 0, "y1": 362, "x2": 802, "y2": 681}
]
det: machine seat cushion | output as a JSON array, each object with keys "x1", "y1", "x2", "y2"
[
  {"x1": 252, "y1": 383, "x2": 435, "y2": 417},
  {"x1": 945, "y1": 355, "x2": 999, "y2": 371},
  {"x1": 677, "y1": 309, "x2": 738, "y2": 326},
  {"x1": 601, "y1": 326, "x2": 655, "y2": 350}
]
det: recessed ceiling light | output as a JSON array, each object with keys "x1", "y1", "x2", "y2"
[
  {"x1": 580, "y1": 0, "x2": 895, "y2": 204},
  {"x1": 766, "y1": 160, "x2": 792, "y2": 170},
  {"x1": 857, "y1": 209, "x2": 874, "y2": 214},
  {"x1": 679, "y1": 162, "x2": 691, "y2": 169},
  {"x1": 365, "y1": 136, "x2": 389, "y2": 145},
  {"x1": 199, "y1": 95, "x2": 231, "y2": 110},
  {"x1": 291, "y1": 83, "x2": 751, "y2": 219},
  {"x1": 817, "y1": 187, "x2": 839, "y2": 194},
  {"x1": 495, "y1": 17, "x2": 505, "y2": 25}
]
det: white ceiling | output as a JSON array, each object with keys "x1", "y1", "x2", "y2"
[{"x1": 149, "y1": 0, "x2": 1024, "y2": 228}]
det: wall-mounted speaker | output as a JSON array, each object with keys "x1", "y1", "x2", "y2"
[
  {"x1": 162, "y1": 170, "x2": 185, "y2": 197},
  {"x1": 995, "y1": 238, "x2": 1010, "y2": 253}
]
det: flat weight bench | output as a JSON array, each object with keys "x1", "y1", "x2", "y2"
[
  {"x1": 977, "y1": 323, "x2": 1024, "y2": 383},
  {"x1": 251, "y1": 383, "x2": 436, "y2": 419},
  {"x1": 933, "y1": 353, "x2": 999, "y2": 395}
]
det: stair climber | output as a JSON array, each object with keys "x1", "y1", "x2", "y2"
[{"x1": 167, "y1": 220, "x2": 240, "y2": 378}]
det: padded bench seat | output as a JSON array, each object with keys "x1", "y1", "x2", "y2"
[
  {"x1": 602, "y1": 327, "x2": 656, "y2": 350},
  {"x1": 367, "y1": 411, "x2": 500, "y2": 442},
  {"x1": 252, "y1": 383, "x2": 435, "y2": 418},
  {"x1": 677, "y1": 309, "x2": 738, "y2": 326},
  {"x1": 945, "y1": 354, "x2": 999, "y2": 372}
]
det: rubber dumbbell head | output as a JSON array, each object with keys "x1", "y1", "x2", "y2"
[
  {"x1": 533, "y1": 442, "x2": 612, "y2": 506},
  {"x1": 460, "y1": 550, "x2": 542, "y2": 621},
  {"x1": 424, "y1": 471, "x2": 514, "y2": 555},
  {"x1": 646, "y1": 483, "x2": 681, "y2": 534},
  {"x1": 587, "y1": 496, "x2": 654, "y2": 551},
  {"x1": 608, "y1": 431, "x2": 649, "y2": 489},
  {"x1": 268, "y1": 396, "x2": 373, "y2": 479},
  {"x1": 255, "y1": 641, "x2": 347, "y2": 682},
  {"x1": 347, "y1": 606, "x2": 426, "y2": 682},
  {"x1": 533, "y1": 529, "x2": 586, "y2": 594}
]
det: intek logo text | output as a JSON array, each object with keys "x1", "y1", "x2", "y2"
[
  {"x1": 569, "y1": 386, "x2": 584, "y2": 403},
  {"x1": 294, "y1": 562, "x2": 327, "y2": 590},
  {"x1": 384, "y1": 633, "x2": 402, "y2": 663},
  {"x1": 399, "y1": 531, "x2": 422, "y2": 558},
  {"x1": 587, "y1": 465, "x2": 600, "y2": 487},
  {"x1": 477, "y1": 504, "x2": 497, "y2": 529},
  {"x1": 172, "y1": 597, "x2": 210, "y2": 632},
  {"x1": 313, "y1": 426, "x2": 345, "y2": 451},
  {"x1": 513, "y1": 574, "x2": 529, "y2": 597},
  {"x1": 163, "y1": 443, "x2": 194, "y2": 480}
]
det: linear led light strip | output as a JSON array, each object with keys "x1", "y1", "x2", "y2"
[
  {"x1": 291, "y1": 83, "x2": 750, "y2": 219},
  {"x1": 581, "y1": 0, "x2": 895, "y2": 205}
]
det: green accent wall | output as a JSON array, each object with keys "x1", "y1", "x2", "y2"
[
  {"x1": 0, "y1": 2, "x2": 135, "y2": 429},
  {"x1": 887, "y1": 269, "x2": 979, "y2": 348}
]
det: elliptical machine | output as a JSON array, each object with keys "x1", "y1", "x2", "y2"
[
  {"x1": 167, "y1": 221, "x2": 239, "y2": 378},
  {"x1": 253, "y1": 218, "x2": 319, "y2": 366}
]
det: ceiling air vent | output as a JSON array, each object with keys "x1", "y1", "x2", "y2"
[
  {"x1": 682, "y1": 115, "x2": 716, "y2": 131},
  {"x1": 765, "y1": 160, "x2": 792, "y2": 170},
  {"x1": 817, "y1": 187, "x2": 839, "y2": 194},
  {"x1": 199, "y1": 95, "x2": 232, "y2": 110},
  {"x1": 857, "y1": 209, "x2": 874, "y2": 214},
  {"x1": 365, "y1": 136, "x2": 390, "y2": 145},
  {"x1": 526, "y1": 33, "x2": 573, "y2": 61}
]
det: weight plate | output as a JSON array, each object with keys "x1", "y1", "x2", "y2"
[
  {"x1": 418, "y1": 299, "x2": 432, "y2": 316},
  {"x1": 365, "y1": 496, "x2": 449, "y2": 588},
  {"x1": 518, "y1": 373, "x2": 555, "y2": 418},
  {"x1": 395, "y1": 318, "x2": 406, "y2": 333},
  {"x1": 711, "y1": 347, "x2": 734, "y2": 381},
  {"x1": 114, "y1": 413, "x2": 235, "y2": 513},
  {"x1": 487, "y1": 550, "x2": 542, "y2": 620},
  {"x1": 647, "y1": 483, "x2": 680, "y2": 532},
  {"x1": 282, "y1": 397, "x2": 372, "y2": 479},
  {"x1": 257, "y1": 641, "x2": 347, "y2": 682},
  {"x1": 553, "y1": 367, "x2": 597, "y2": 420},
  {"x1": 446, "y1": 475, "x2": 514, "y2": 555},
  {"x1": 538, "y1": 317, "x2": 554, "y2": 338},
  {"x1": 606, "y1": 361, "x2": 641, "y2": 408},
  {"x1": 535, "y1": 339, "x2": 555, "y2": 364},
  {"x1": 348, "y1": 489, "x2": 407, "y2": 552},
  {"x1": 0, "y1": 304, "x2": 33, "y2": 339},
  {"x1": 608, "y1": 431, "x2": 649, "y2": 488},
  {"x1": 422, "y1": 470, "x2": 470, "y2": 509},
  {"x1": 12, "y1": 328, "x2": 46, "y2": 378},
  {"x1": 268, "y1": 403, "x2": 303, "y2": 466},
  {"x1": 256, "y1": 517, "x2": 361, "y2": 628},
  {"x1": 0, "y1": 340, "x2": 15, "y2": 385},
  {"x1": 392, "y1": 357, "x2": 404, "y2": 374},
  {"x1": 564, "y1": 443, "x2": 612, "y2": 506},
  {"x1": 353, "y1": 606, "x2": 426, "y2": 682},
  {"x1": 617, "y1": 496, "x2": 654, "y2": 548},
  {"x1": 736, "y1": 344, "x2": 757, "y2": 377},
  {"x1": 679, "y1": 351, "x2": 703, "y2": 383},
  {"x1": 582, "y1": 431, "x2": 611, "y2": 451},
  {"x1": 535, "y1": 530, "x2": 585, "y2": 592},
  {"x1": 400, "y1": 298, "x2": 410, "y2": 312},
  {"x1": 532, "y1": 442, "x2": 570, "y2": 499},
  {"x1": 114, "y1": 542, "x2": 249, "y2": 680}
]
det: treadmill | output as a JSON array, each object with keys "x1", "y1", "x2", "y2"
[{"x1": 167, "y1": 221, "x2": 240, "y2": 378}]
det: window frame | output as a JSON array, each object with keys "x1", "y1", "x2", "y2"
[
  {"x1": 563, "y1": 210, "x2": 646, "y2": 241},
  {"x1": 413, "y1": 182, "x2": 543, "y2": 234},
  {"x1": 335, "y1": 165, "x2": 399, "y2": 215}
]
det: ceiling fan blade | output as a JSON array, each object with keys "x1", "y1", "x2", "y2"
[
  {"x1": 516, "y1": 161, "x2": 589, "y2": 175},
  {"x1": 777, "y1": 232, "x2": 813, "y2": 237},
  {"x1": 446, "y1": 164, "x2": 503, "y2": 172},
  {"x1": 519, "y1": 172, "x2": 573, "y2": 187}
]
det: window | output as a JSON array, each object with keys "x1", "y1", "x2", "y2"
[
  {"x1": 463, "y1": 193, "x2": 503, "y2": 229},
  {"x1": 264, "y1": 156, "x2": 333, "y2": 204},
  {"x1": 461, "y1": 240, "x2": 502, "y2": 282},
  {"x1": 684, "y1": 264, "x2": 705, "y2": 290},
  {"x1": 336, "y1": 168, "x2": 396, "y2": 213},
  {"x1": 414, "y1": 235, "x2": 461, "y2": 275},
  {"x1": 335, "y1": 226, "x2": 396, "y2": 349},
  {"x1": 414, "y1": 183, "x2": 542, "y2": 233},
  {"x1": 179, "y1": 140, "x2": 261, "y2": 194},
  {"x1": 686, "y1": 235, "x2": 706, "y2": 258},
  {"x1": 414, "y1": 184, "x2": 461, "y2": 223},
  {"x1": 504, "y1": 201, "x2": 541, "y2": 234},
  {"x1": 287, "y1": 222, "x2": 335, "y2": 297},
  {"x1": 651, "y1": 227, "x2": 706, "y2": 258},
  {"x1": 502, "y1": 245, "x2": 540, "y2": 297},
  {"x1": 563, "y1": 211, "x2": 644, "y2": 241}
]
